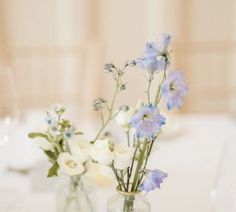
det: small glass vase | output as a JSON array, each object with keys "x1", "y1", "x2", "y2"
[
  {"x1": 55, "y1": 176, "x2": 94, "y2": 212},
  {"x1": 107, "y1": 189, "x2": 150, "y2": 212}
]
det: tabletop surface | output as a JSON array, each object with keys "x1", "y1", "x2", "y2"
[{"x1": 0, "y1": 112, "x2": 235, "y2": 212}]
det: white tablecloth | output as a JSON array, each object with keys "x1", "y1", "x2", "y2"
[{"x1": 0, "y1": 112, "x2": 235, "y2": 212}]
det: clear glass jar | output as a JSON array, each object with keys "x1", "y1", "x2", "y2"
[
  {"x1": 107, "y1": 189, "x2": 150, "y2": 212},
  {"x1": 210, "y1": 137, "x2": 236, "y2": 211},
  {"x1": 55, "y1": 176, "x2": 95, "y2": 212}
]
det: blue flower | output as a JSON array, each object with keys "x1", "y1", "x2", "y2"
[
  {"x1": 64, "y1": 126, "x2": 76, "y2": 139},
  {"x1": 155, "y1": 33, "x2": 171, "y2": 55},
  {"x1": 136, "y1": 34, "x2": 171, "y2": 73},
  {"x1": 136, "y1": 56, "x2": 166, "y2": 72},
  {"x1": 129, "y1": 105, "x2": 166, "y2": 139},
  {"x1": 139, "y1": 169, "x2": 167, "y2": 192},
  {"x1": 162, "y1": 70, "x2": 188, "y2": 110}
]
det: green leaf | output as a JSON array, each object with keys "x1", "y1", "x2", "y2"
[
  {"x1": 47, "y1": 162, "x2": 59, "y2": 177},
  {"x1": 75, "y1": 131, "x2": 83, "y2": 135},
  {"x1": 44, "y1": 150, "x2": 58, "y2": 161},
  {"x1": 28, "y1": 132, "x2": 49, "y2": 141}
]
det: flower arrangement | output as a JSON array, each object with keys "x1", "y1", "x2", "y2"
[
  {"x1": 28, "y1": 104, "x2": 93, "y2": 212},
  {"x1": 90, "y1": 34, "x2": 187, "y2": 197},
  {"x1": 28, "y1": 104, "x2": 88, "y2": 177},
  {"x1": 28, "y1": 33, "x2": 187, "y2": 212}
]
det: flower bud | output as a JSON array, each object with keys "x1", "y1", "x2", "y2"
[
  {"x1": 92, "y1": 98, "x2": 107, "y2": 111},
  {"x1": 104, "y1": 63, "x2": 115, "y2": 72}
]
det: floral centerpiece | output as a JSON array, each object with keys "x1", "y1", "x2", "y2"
[
  {"x1": 89, "y1": 34, "x2": 187, "y2": 212},
  {"x1": 28, "y1": 104, "x2": 94, "y2": 212},
  {"x1": 28, "y1": 34, "x2": 187, "y2": 212}
]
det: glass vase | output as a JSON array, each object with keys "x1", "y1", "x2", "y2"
[
  {"x1": 107, "y1": 189, "x2": 150, "y2": 212},
  {"x1": 55, "y1": 176, "x2": 95, "y2": 212},
  {"x1": 210, "y1": 137, "x2": 236, "y2": 212}
]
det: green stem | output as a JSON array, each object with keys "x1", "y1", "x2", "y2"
[
  {"x1": 146, "y1": 72, "x2": 153, "y2": 104},
  {"x1": 126, "y1": 131, "x2": 130, "y2": 147},
  {"x1": 127, "y1": 143, "x2": 139, "y2": 191},
  {"x1": 154, "y1": 64, "x2": 167, "y2": 106},
  {"x1": 131, "y1": 140, "x2": 148, "y2": 191},
  {"x1": 111, "y1": 164, "x2": 126, "y2": 191},
  {"x1": 138, "y1": 139, "x2": 155, "y2": 185},
  {"x1": 92, "y1": 80, "x2": 120, "y2": 143},
  {"x1": 123, "y1": 196, "x2": 135, "y2": 212}
]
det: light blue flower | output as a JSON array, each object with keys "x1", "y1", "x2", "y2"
[
  {"x1": 45, "y1": 112, "x2": 58, "y2": 126},
  {"x1": 155, "y1": 33, "x2": 171, "y2": 55},
  {"x1": 136, "y1": 56, "x2": 166, "y2": 72},
  {"x1": 136, "y1": 34, "x2": 171, "y2": 73},
  {"x1": 139, "y1": 169, "x2": 167, "y2": 192},
  {"x1": 129, "y1": 105, "x2": 166, "y2": 139},
  {"x1": 64, "y1": 126, "x2": 76, "y2": 139},
  {"x1": 162, "y1": 70, "x2": 188, "y2": 110}
]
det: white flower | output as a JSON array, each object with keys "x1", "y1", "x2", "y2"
[
  {"x1": 45, "y1": 111, "x2": 58, "y2": 127},
  {"x1": 113, "y1": 143, "x2": 133, "y2": 170},
  {"x1": 36, "y1": 138, "x2": 54, "y2": 150},
  {"x1": 89, "y1": 139, "x2": 113, "y2": 165},
  {"x1": 57, "y1": 152, "x2": 85, "y2": 176},
  {"x1": 98, "y1": 164, "x2": 115, "y2": 179},
  {"x1": 115, "y1": 107, "x2": 135, "y2": 131},
  {"x1": 49, "y1": 123, "x2": 61, "y2": 136},
  {"x1": 51, "y1": 103, "x2": 65, "y2": 113},
  {"x1": 64, "y1": 126, "x2": 76, "y2": 139},
  {"x1": 69, "y1": 140, "x2": 90, "y2": 163}
]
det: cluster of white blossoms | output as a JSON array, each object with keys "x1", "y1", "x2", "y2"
[
  {"x1": 88, "y1": 104, "x2": 139, "y2": 178},
  {"x1": 89, "y1": 139, "x2": 133, "y2": 172},
  {"x1": 29, "y1": 104, "x2": 91, "y2": 177},
  {"x1": 29, "y1": 103, "x2": 140, "y2": 179}
]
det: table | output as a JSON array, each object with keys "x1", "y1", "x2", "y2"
[{"x1": 0, "y1": 112, "x2": 235, "y2": 212}]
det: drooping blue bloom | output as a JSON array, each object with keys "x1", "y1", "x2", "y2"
[
  {"x1": 136, "y1": 56, "x2": 167, "y2": 72},
  {"x1": 139, "y1": 169, "x2": 168, "y2": 192},
  {"x1": 162, "y1": 70, "x2": 188, "y2": 110},
  {"x1": 136, "y1": 34, "x2": 171, "y2": 73},
  {"x1": 155, "y1": 33, "x2": 171, "y2": 55},
  {"x1": 129, "y1": 105, "x2": 166, "y2": 139}
]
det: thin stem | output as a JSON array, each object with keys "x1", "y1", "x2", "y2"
[
  {"x1": 111, "y1": 165, "x2": 122, "y2": 190},
  {"x1": 127, "y1": 142, "x2": 139, "y2": 191},
  {"x1": 120, "y1": 170, "x2": 127, "y2": 191},
  {"x1": 138, "y1": 138, "x2": 155, "y2": 185},
  {"x1": 111, "y1": 164, "x2": 126, "y2": 191},
  {"x1": 146, "y1": 72, "x2": 153, "y2": 104},
  {"x1": 92, "y1": 79, "x2": 120, "y2": 143},
  {"x1": 154, "y1": 63, "x2": 167, "y2": 106},
  {"x1": 126, "y1": 130, "x2": 130, "y2": 147},
  {"x1": 131, "y1": 140, "x2": 148, "y2": 191},
  {"x1": 100, "y1": 111, "x2": 104, "y2": 125}
]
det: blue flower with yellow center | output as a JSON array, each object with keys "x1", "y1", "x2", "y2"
[{"x1": 129, "y1": 104, "x2": 166, "y2": 139}]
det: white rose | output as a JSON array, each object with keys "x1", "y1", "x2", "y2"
[
  {"x1": 113, "y1": 144, "x2": 133, "y2": 170},
  {"x1": 98, "y1": 164, "x2": 115, "y2": 179},
  {"x1": 89, "y1": 139, "x2": 113, "y2": 165},
  {"x1": 115, "y1": 107, "x2": 135, "y2": 131},
  {"x1": 69, "y1": 140, "x2": 90, "y2": 163},
  {"x1": 57, "y1": 152, "x2": 85, "y2": 176}
]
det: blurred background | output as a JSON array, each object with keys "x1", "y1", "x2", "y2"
[
  {"x1": 0, "y1": 0, "x2": 236, "y2": 212},
  {"x1": 0, "y1": 0, "x2": 236, "y2": 115}
]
